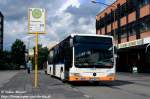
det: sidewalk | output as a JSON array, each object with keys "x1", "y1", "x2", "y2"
[
  {"x1": 0, "y1": 71, "x2": 18, "y2": 88},
  {"x1": 0, "y1": 70, "x2": 88, "y2": 99}
]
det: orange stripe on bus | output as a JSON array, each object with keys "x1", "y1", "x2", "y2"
[{"x1": 69, "y1": 75, "x2": 116, "y2": 81}]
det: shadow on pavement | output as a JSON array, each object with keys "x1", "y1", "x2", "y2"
[{"x1": 68, "y1": 80, "x2": 133, "y2": 87}]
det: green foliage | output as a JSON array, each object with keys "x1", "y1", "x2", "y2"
[
  {"x1": 0, "y1": 50, "x2": 17, "y2": 70},
  {"x1": 0, "y1": 39, "x2": 26, "y2": 70},
  {"x1": 11, "y1": 39, "x2": 26, "y2": 69},
  {"x1": 32, "y1": 45, "x2": 49, "y2": 69}
]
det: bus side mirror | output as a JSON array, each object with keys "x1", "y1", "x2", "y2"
[
  {"x1": 114, "y1": 46, "x2": 117, "y2": 54},
  {"x1": 145, "y1": 44, "x2": 150, "y2": 64},
  {"x1": 70, "y1": 38, "x2": 73, "y2": 47},
  {"x1": 114, "y1": 46, "x2": 117, "y2": 58},
  {"x1": 147, "y1": 49, "x2": 150, "y2": 55},
  {"x1": 145, "y1": 44, "x2": 150, "y2": 55}
]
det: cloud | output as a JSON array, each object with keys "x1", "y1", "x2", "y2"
[
  {"x1": 105, "y1": 0, "x2": 116, "y2": 5},
  {"x1": 57, "y1": 0, "x2": 80, "y2": 14},
  {"x1": 0, "y1": 0, "x2": 112, "y2": 50},
  {"x1": 3, "y1": 16, "x2": 28, "y2": 49}
]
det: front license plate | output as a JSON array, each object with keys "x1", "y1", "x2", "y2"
[{"x1": 91, "y1": 78, "x2": 96, "y2": 81}]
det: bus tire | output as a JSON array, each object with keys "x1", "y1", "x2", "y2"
[
  {"x1": 45, "y1": 71, "x2": 47, "y2": 74},
  {"x1": 61, "y1": 76, "x2": 67, "y2": 83},
  {"x1": 62, "y1": 79, "x2": 67, "y2": 83},
  {"x1": 60, "y1": 72, "x2": 65, "y2": 81}
]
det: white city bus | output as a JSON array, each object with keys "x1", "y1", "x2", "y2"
[{"x1": 47, "y1": 34, "x2": 116, "y2": 81}]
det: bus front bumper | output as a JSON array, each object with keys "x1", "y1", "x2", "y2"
[{"x1": 69, "y1": 75, "x2": 116, "y2": 81}]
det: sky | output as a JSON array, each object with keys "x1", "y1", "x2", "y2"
[{"x1": 0, "y1": 0, "x2": 115, "y2": 50}]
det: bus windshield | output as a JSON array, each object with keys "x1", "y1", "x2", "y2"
[{"x1": 74, "y1": 36, "x2": 113, "y2": 68}]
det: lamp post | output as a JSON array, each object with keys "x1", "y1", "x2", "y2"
[{"x1": 91, "y1": 0, "x2": 117, "y2": 43}]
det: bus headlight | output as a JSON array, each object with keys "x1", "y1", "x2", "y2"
[{"x1": 107, "y1": 73, "x2": 115, "y2": 77}]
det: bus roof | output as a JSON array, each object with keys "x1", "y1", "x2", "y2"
[
  {"x1": 48, "y1": 34, "x2": 113, "y2": 51},
  {"x1": 70, "y1": 33, "x2": 113, "y2": 39}
]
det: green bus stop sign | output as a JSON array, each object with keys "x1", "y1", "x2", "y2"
[{"x1": 32, "y1": 9, "x2": 42, "y2": 19}]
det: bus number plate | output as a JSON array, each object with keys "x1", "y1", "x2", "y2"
[{"x1": 91, "y1": 78, "x2": 96, "y2": 81}]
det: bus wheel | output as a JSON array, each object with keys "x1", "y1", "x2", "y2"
[
  {"x1": 61, "y1": 78, "x2": 65, "y2": 82},
  {"x1": 45, "y1": 70, "x2": 47, "y2": 74},
  {"x1": 60, "y1": 72, "x2": 65, "y2": 82}
]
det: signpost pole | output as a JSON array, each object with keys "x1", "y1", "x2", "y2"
[
  {"x1": 28, "y1": 8, "x2": 46, "y2": 88},
  {"x1": 35, "y1": 32, "x2": 38, "y2": 88}
]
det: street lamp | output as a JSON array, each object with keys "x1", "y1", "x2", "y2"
[
  {"x1": 91, "y1": 0, "x2": 114, "y2": 7},
  {"x1": 91, "y1": 0, "x2": 117, "y2": 42}
]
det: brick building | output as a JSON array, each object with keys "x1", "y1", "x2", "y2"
[
  {"x1": 0, "y1": 11, "x2": 4, "y2": 51},
  {"x1": 96, "y1": 0, "x2": 150, "y2": 73}
]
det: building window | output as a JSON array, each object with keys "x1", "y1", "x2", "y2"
[
  {"x1": 148, "y1": 20, "x2": 150, "y2": 31},
  {"x1": 115, "y1": 8, "x2": 119, "y2": 20},
  {"x1": 106, "y1": 32, "x2": 112, "y2": 36},
  {"x1": 128, "y1": 22, "x2": 136, "y2": 36},
  {"x1": 111, "y1": 30, "x2": 114, "y2": 37},
  {"x1": 140, "y1": 16, "x2": 150, "y2": 33},
  {"x1": 0, "y1": 31, "x2": 1, "y2": 36},
  {"x1": 0, "y1": 37, "x2": 2, "y2": 43},
  {"x1": 132, "y1": 23, "x2": 138, "y2": 35},
  {"x1": 98, "y1": 18, "x2": 105, "y2": 28},
  {"x1": 121, "y1": 26, "x2": 127, "y2": 38},
  {"x1": 96, "y1": 20, "x2": 100, "y2": 29},
  {"x1": 96, "y1": 0, "x2": 150, "y2": 34},
  {"x1": 138, "y1": 0, "x2": 150, "y2": 8},
  {"x1": 120, "y1": 3, "x2": 127, "y2": 18},
  {"x1": 140, "y1": 21, "x2": 147, "y2": 33},
  {"x1": 115, "y1": 29, "x2": 120, "y2": 39},
  {"x1": 127, "y1": 0, "x2": 136, "y2": 14}
]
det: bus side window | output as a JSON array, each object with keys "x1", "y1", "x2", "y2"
[
  {"x1": 146, "y1": 44, "x2": 150, "y2": 64},
  {"x1": 114, "y1": 46, "x2": 117, "y2": 58},
  {"x1": 114, "y1": 46, "x2": 117, "y2": 54},
  {"x1": 48, "y1": 50, "x2": 54, "y2": 64}
]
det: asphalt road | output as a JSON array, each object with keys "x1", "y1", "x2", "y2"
[
  {"x1": 0, "y1": 71, "x2": 150, "y2": 99},
  {"x1": 70, "y1": 73, "x2": 150, "y2": 99}
]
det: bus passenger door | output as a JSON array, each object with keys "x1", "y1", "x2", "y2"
[{"x1": 64, "y1": 46, "x2": 72, "y2": 80}]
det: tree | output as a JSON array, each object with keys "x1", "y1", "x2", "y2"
[
  {"x1": 0, "y1": 50, "x2": 18, "y2": 70},
  {"x1": 11, "y1": 39, "x2": 26, "y2": 69},
  {"x1": 39, "y1": 46, "x2": 49, "y2": 69},
  {"x1": 32, "y1": 45, "x2": 49, "y2": 69}
]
